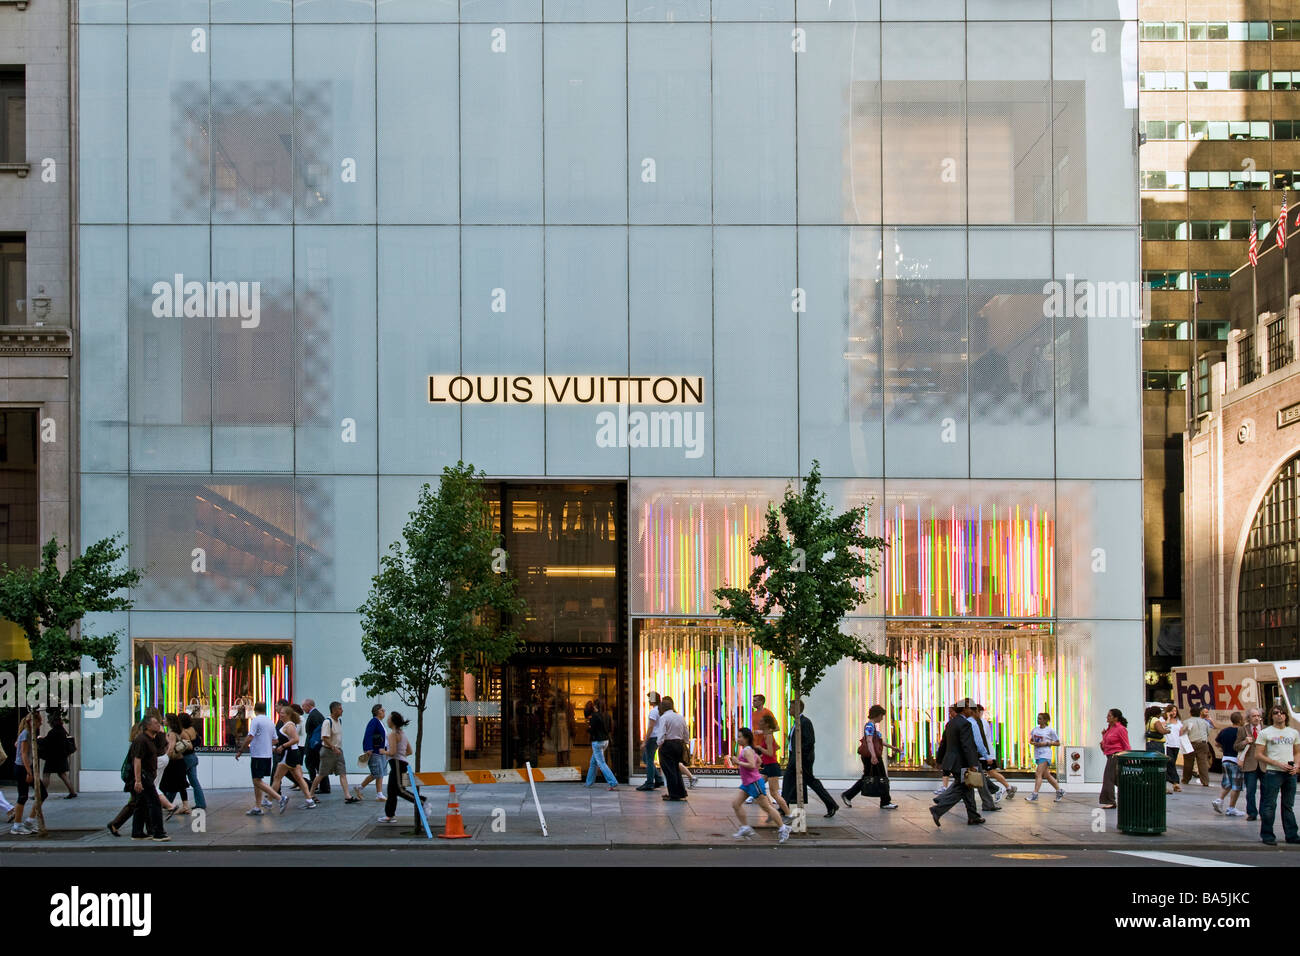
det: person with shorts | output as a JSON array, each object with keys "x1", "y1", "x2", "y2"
[
  {"x1": 1213, "y1": 711, "x2": 1246, "y2": 817},
  {"x1": 728, "y1": 728, "x2": 791, "y2": 843},
  {"x1": 270, "y1": 704, "x2": 317, "y2": 812},
  {"x1": 310, "y1": 701, "x2": 359, "y2": 803},
  {"x1": 1026, "y1": 711, "x2": 1064, "y2": 802},
  {"x1": 234, "y1": 701, "x2": 282, "y2": 816},
  {"x1": 356, "y1": 703, "x2": 387, "y2": 802},
  {"x1": 754, "y1": 713, "x2": 790, "y2": 817}
]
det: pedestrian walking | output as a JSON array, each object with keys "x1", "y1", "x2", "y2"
[
  {"x1": 781, "y1": 700, "x2": 837, "y2": 818},
  {"x1": 729, "y1": 728, "x2": 791, "y2": 843},
  {"x1": 129, "y1": 714, "x2": 169, "y2": 843},
  {"x1": 159, "y1": 713, "x2": 193, "y2": 817},
  {"x1": 1236, "y1": 708, "x2": 1265, "y2": 821},
  {"x1": 310, "y1": 701, "x2": 358, "y2": 803},
  {"x1": 655, "y1": 696, "x2": 689, "y2": 801},
  {"x1": 378, "y1": 711, "x2": 419, "y2": 823},
  {"x1": 583, "y1": 698, "x2": 619, "y2": 791},
  {"x1": 1162, "y1": 704, "x2": 1184, "y2": 792},
  {"x1": 964, "y1": 704, "x2": 1001, "y2": 813},
  {"x1": 975, "y1": 705, "x2": 1016, "y2": 800},
  {"x1": 1098, "y1": 708, "x2": 1131, "y2": 809},
  {"x1": 106, "y1": 720, "x2": 145, "y2": 837},
  {"x1": 38, "y1": 712, "x2": 77, "y2": 799},
  {"x1": 1026, "y1": 711, "x2": 1064, "y2": 802},
  {"x1": 270, "y1": 704, "x2": 317, "y2": 812},
  {"x1": 1255, "y1": 705, "x2": 1300, "y2": 846},
  {"x1": 930, "y1": 699, "x2": 984, "y2": 827},
  {"x1": 636, "y1": 690, "x2": 665, "y2": 791},
  {"x1": 303, "y1": 699, "x2": 330, "y2": 795},
  {"x1": 1212, "y1": 711, "x2": 1246, "y2": 817},
  {"x1": 933, "y1": 704, "x2": 958, "y2": 795},
  {"x1": 841, "y1": 704, "x2": 898, "y2": 810},
  {"x1": 9, "y1": 710, "x2": 41, "y2": 835},
  {"x1": 1181, "y1": 705, "x2": 1213, "y2": 787},
  {"x1": 234, "y1": 701, "x2": 283, "y2": 816},
  {"x1": 754, "y1": 713, "x2": 791, "y2": 816},
  {"x1": 178, "y1": 712, "x2": 206, "y2": 812},
  {"x1": 356, "y1": 703, "x2": 387, "y2": 802}
]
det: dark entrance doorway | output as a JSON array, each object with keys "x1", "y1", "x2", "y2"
[{"x1": 449, "y1": 482, "x2": 627, "y2": 779}]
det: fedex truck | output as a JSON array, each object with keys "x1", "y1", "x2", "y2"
[{"x1": 1170, "y1": 661, "x2": 1300, "y2": 740}]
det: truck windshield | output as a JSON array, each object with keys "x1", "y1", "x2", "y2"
[{"x1": 1285, "y1": 679, "x2": 1300, "y2": 712}]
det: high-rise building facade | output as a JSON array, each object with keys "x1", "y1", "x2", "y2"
[
  {"x1": 75, "y1": 0, "x2": 1142, "y2": 788},
  {"x1": 1139, "y1": 1, "x2": 1300, "y2": 678}
]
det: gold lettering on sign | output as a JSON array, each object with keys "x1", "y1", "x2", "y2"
[{"x1": 428, "y1": 374, "x2": 705, "y2": 406}]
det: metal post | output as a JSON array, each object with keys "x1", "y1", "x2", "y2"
[{"x1": 525, "y1": 761, "x2": 548, "y2": 837}]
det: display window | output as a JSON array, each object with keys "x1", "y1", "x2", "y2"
[{"x1": 133, "y1": 639, "x2": 292, "y2": 751}]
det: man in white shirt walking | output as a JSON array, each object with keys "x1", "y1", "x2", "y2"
[
  {"x1": 234, "y1": 701, "x2": 282, "y2": 816},
  {"x1": 636, "y1": 691, "x2": 666, "y2": 791},
  {"x1": 310, "y1": 701, "x2": 359, "y2": 803}
]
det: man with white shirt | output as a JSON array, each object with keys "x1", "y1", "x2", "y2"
[
  {"x1": 309, "y1": 701, "x2": 359, "y2": 803},
  {"x1": 656, "y1": 697, "x2": 689, "y2": 801},
  {"x1": 636, "y1": 691, "x2": 666, "y2": 791},
  {"x1": 234, "y1": 701, "x2": 281, "y2": 816}
]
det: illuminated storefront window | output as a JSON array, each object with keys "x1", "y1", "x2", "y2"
[
  {"x1": 637, "y1": 618, "x2": 790, "y2": 770},
  {"x1": 133, "y1": 640, "x2": 292, "y2": 751},
  {"x1": 846, "y1": 622, "x2": 1056, "y2": 771},
  {"x1": 885, "y1": 485, "x2": 1055, "y2": 618}
]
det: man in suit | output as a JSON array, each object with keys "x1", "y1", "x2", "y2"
[
  {"x1": 303, "y1": 699, "x2": 329, "y2": 794},
  {"x1": 930, "y1": 699, "x2": 986, "y2": 827},
  {"x1": 781, "y1": 700, "x2": 838, "y2": 819}
]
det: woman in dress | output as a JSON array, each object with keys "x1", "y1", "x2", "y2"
[
  {"x1": 38, "y1": 712, "x2": 77, "y2": 799},
  {"x1": 159, "y1": 713, "x2": 192, "y2": 817}
]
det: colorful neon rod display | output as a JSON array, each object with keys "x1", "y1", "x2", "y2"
[
  {"x1": 134, "y1": 643, "x2": 292, "y2": 749},
  {"x1": 846, "y1": 626, "x2": 1057, "y2": 771},
  {"x1": 640, "y1": 498, "x2": 767, "y2": 616},
  {"x1": 638, "y1": 620, "x2": 790, "y2": 768}
]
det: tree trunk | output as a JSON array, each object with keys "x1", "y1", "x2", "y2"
[
  {"x1": 415, "y1": 694, "x2": 425, "y2": 773},
  {"x1": 793, "y1": 698, "x2": 804, "y2": 818}
]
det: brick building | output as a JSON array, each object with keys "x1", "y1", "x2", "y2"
[{"x1": 1185, "y1": 233, "x2": 1300, "y2": 663}]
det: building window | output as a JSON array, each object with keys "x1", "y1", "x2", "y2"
[
  {"x1": 1239, "y1": 457, "x2": 1300, "y2": 661},
  {"x1": 1240, "y1": 332, "x2": 1259, "y2": 386},
  {"x1": 0, "y1": 235, "x2": 24, "y2": 324},
  {"x1": 1142, "y1": 320, "x2": 1188, "y2": 340},
  {"x1": 0, "y1": 69, "x2": 23, "y2": 164},
  {"x1": 1142, "y1": 220, "x2": 1187, "y2": 240},
  {"x1": 1195, "y1": 356, "x2": 1211, "y2": 414},
  {"x1": 133, "y1": 639, "x2": 293, "y2": 750},
  {"x1": 1143, "y1": 370, "x2": 1187, "y2": 390},
  {"x1": 1268, "y1": 319, "x2": 1292, "y2": 374}
]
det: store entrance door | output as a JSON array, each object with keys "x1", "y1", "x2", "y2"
[{"x1": 505, "y1": 662, "x2": 620, "y2": 776}]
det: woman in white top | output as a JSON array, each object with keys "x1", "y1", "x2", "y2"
[
  {"x1": 9, "y1": 710, "x2": 41, "y2": 835},
  {"x1": 378, "y1": 711, "x2": 422, "y2": 823},
  {"x1": 1162, "y1": 703, "x2": 1184, "y2": 793}
]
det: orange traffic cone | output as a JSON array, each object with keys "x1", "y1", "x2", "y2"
[{"x1": 439, "y1": 784, "x2": 472, "y2": 840}]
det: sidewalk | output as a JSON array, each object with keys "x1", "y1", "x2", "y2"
[{"x1": 1, "y1": 777, "x2": 1289, "y2": 853}]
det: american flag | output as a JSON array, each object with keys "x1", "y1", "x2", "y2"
[
  {"x1": 1279, "y1": 191, "x2": 1289, "y2": 250},
  {"x1": 1249, "y1": 211, "x2": 1259, "y2": 266}
]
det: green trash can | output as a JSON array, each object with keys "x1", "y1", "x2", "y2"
[{"x1": 1116, "y1": 750, "x2": 1167, "y2": 835}]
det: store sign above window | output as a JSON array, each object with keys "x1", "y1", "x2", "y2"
[{"x1": 428, "y1": 374, "x2": 705, "y2": 406}]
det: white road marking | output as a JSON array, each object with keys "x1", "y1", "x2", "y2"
[{"x1": 1112, "y1": 850, "x2": 1251, "y2": 868}]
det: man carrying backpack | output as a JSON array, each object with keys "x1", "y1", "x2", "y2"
[
  {"x1": 310, "y1": 702, "x2": 358, "y2": 803},
  {"x1": 303, "y1": 699, "x2": 329, "y2": 795}
]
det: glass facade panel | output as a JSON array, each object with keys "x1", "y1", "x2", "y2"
[
  {"x1": 377, "y1": 26, "x2": 459, "y2": 224},
  {"x1": 79, "y1": 27, "x2": 127, "y2": 223},
  {"x1": 881, "y1": 22, "x2": 964, "y2": 224},
  {"x1": 628, "y1": 24, "x2": 711, "y2": 224},
  {"x1": 797, "y1": 23, "x2": 881, "y2": 224},
  {"x1": 294, "y1": 0, "x2": 376, "y2": 21},
  {"x1": 1056, "y1": 479, "x2": 1143, "y2": 621},
  {"x1": 798, "y1": 227, "x2": 883, "y2": 476},
  {"x1": 212, "y1": 0, "x2": 292, "y2": 22},
  {"x1": 81, "y1": 226, "x2": 129, "y2": 472}
]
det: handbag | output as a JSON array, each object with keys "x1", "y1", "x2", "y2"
[
  {"x1": 857, "y1": 734, "x2": 871, "y2": 758},
  {"x1": 65, "y1": 735, "x2": 77, "y2": 756},
  {"x1": 962, "y1": 768, "x2": 985, "y2": 789}
]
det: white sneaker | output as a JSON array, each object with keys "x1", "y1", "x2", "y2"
[
  {"x1": 9, "y1": 823, "x2": 26, "y2": 835},
  {"x1": 261, "y1": 798, "x2": 273, "y2": 808},
  {"x1": 1054, "y1": 789, "x2": 1065, "y2": 802},
  {"x1": 1226, "y1": 808, "x2": 1246, "y2": 817},
  {"x1": 777, "y1": 825, "x2": 792, "y2": 843},
  {"x1": 933, "y1": 786, "x2": 947, "y2": 795},
  {"x1": 1212, "y1": 799, "x2": 1223, "y2": 814},
  {"x1": 375, "y1": 792, "x2": 386, "y2": 801},
  {"x1": 744, "y1": 796, "x2": 754, "y2": 804},
  {"x1": 732, "y1": 825, "x2": 755, "y2": 839},
  {"x1": 377, "y1": 815, "x2": 395, "y2": 823},
  {"x1": 1026, "y1": 792, "x2": 1039, "y2": 802},
  {"x1": 303, "y1": 799, "x2": 317, "y2": 809}
]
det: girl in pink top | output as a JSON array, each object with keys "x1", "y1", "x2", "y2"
[{"x1": 729, "y1": 728, "x2": 791, "y2": 843}]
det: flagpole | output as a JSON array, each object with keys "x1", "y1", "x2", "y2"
[
  {"x1": 1252, "y1": 205, "x2": 1259, "y2": 323},
  {"x1": 1285, "y1": 191, "x2": 1290, "y2": 331}
]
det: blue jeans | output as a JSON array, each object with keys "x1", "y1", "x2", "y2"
[
  {"x1": 642, "y1": 738, "x2": 664, "y2": 787},
  {"x1": 184, "y1": 753, "x2": 206, "y2": 810},
  {"x1": 1245, "y1": 768, "x2": 1263, "y2": 817},
  {"x1": 585, "y1": 740, "x2": 618, "y2": 788},
  {"x1": 1258, "y1": 770, "x2": 1298, "y2": 843}
]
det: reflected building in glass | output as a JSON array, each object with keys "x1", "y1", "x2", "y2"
[{"x1": 76, "y1": 0, "x2": 1142, "y2": 787}]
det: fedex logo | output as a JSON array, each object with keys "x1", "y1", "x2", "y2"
[{"x1": 1175, "y1": 671, "x2": 1255, "y2": 712}]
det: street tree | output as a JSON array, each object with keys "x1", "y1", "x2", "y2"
[
  {"x1": 714, "y1": 460, "x2": 893, "y2": 823},
  {"x1": 357, "y1": 462, "x2": 526, "y2": 770}
]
